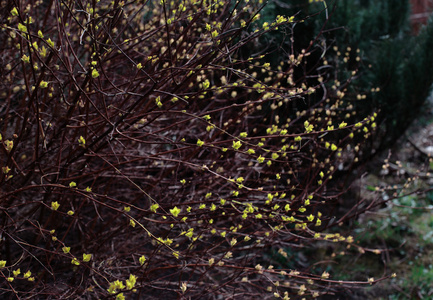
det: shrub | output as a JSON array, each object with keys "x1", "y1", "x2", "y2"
[
  {"x1": 0, "y1": 1, "x2": 389, "y2": 298},
  {"x1": 278, "y1": 0, "x2": 433, "y2": 152}
]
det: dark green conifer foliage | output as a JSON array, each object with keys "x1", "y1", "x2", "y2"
[
  {"x1": 264, "y1": 0, "x2": 433, "y2": 151},
  {"x1": 318, "y1": 0, "x2": 433, "y2": 150}
]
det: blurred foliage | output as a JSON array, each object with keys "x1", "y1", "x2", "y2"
[{"x1": 262, "y1": 0, "x2": 433, "y2": 152}]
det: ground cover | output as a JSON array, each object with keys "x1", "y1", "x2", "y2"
[{"x1": 315, "y1": 99, "x2": 433, "y2": 299}]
